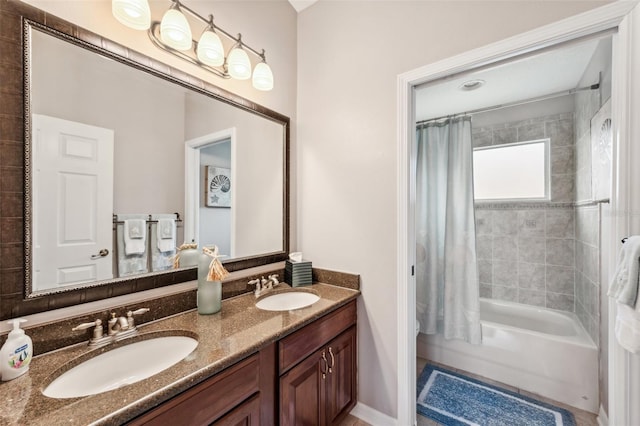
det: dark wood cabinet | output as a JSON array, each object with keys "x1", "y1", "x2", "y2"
[
  {"x1": 128, "y1": 343, "x2": 276, "y2": 426},
  {"x1": 128, "y1": 300, "x2": 356, "y2": 426},
  {"x1": 325, "y1": 328, "x2": 357, "y2": 425},
  {"x1": 280, "y1": 345, "x2": 326, "y2": 425},
  {"x1": 214, "y1": 394, "x2": 261, "y2": 426},
  {"x1": 279, "y1": 301, "x2": 357, "y2": 426}
]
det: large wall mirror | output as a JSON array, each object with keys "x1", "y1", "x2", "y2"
[{"x1": 0, "y1": 2, "x2": 289, "y2": 319}]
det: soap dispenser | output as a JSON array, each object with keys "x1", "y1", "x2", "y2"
[{"x1": 0, "y1": 319, "x2": 33, "y2": 381}]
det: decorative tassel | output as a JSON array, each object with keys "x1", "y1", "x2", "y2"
[
  {"x1": 173, "y1": 242, "x2": 198, "y2": 269},
  {"x1": 202, "y1": 245, "x2": 229, "y2": 281}
]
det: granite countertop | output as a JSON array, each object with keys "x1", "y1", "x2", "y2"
[{"x1": 0, "y1": 283, "x2": 359, "y2": 425}]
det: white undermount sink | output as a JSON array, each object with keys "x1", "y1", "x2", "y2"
[
  {"x1": 255, "y1": 291, "x2": 320, "y2": 311},
  {"x1": 42, "y1": 335, "x2": 198, "y2": 399}
]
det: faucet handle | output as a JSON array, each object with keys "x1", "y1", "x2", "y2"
[
  {"x1": 249, "y1": 278, "x2": 261, "y2": 288},
  {"x1": 127, "y1": 308, "x2": 150, "y2": 328},
  {"x1": 72, "y1": 320, "x2": 99, "y2": 331},
  {"x1": 268, "y1": 274, "x2": 280, "y2": 285},
  {"x1": 72, "y1": 319, "x2": 104, "y2": 339}
]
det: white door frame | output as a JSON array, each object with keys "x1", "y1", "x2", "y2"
[
  {"x1": 184, "y1": 128, "x2": 237, "y2": 252},
  {"x1": 397, "y1": 2, "x2": 639, "y2": 425}
]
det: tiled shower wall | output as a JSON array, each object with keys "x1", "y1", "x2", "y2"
[
  {"x1": 476, "y1": 206, "x2": 576, "y2": 310},
  {"x1": 575, "y1": 205, "x2": 600, "y2": 345},
  {"x1": 473, "y1": 113, "x2": 577, "y2": 311},
  {"x1": 574, "y1": 86, "x2": 603, "y2": 345}
]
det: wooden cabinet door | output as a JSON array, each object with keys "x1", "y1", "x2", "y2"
[
  {"x1": 280, "y1": 346, "x2": 326, "y2": 426},
  {"x1": 212, "y1": 394, "x2": 260, "y2": 426},
  {"x1": 326, "y1": 327, "x2": 357, "y2": 426}
]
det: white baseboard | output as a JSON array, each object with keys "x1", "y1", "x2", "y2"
[
  {"x1": 350, "y1": 402, "x2": 397, "y2": 426},
  {"x1": 597, "y1": 404, "x2": 609, "y2": 426}
]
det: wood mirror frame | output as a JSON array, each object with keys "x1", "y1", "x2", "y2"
[{"x1": 0, "y1": 0, "x2": 290, "y2": 320}]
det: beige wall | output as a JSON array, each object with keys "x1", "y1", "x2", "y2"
[
  {"x1": 31, "y1": 28, "x2": 187, "y2": 218},
  {"x1": 185, "y1": 93, "x2": 284, "y2": 258},
  {"x1": 297, "y1": 0, "x2": 610, "y2": 418}
]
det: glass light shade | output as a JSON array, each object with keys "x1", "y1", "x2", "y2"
[
  {"x1": 197, "y1": 30, "x2": 225, "y2": 67},
  {"x1": 227, "y1": 47, "x2": 252, "y2": 80},
  {"x1": 160, "y1": 8, "x2": 192, "y2": 51},
  {"x1": 252, "y1": 62, "x2": 274, "y2": 91},
  {"x1": 112, "y1": 0, "x2": 151, "y2": 30}
]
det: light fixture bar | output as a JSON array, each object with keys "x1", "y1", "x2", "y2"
[
  {"x1": 114, "y1": 0, "x2": 274, "y2": 89},
  {"x1": 174, "y1": 0, "x2": 265, "y2": 60},
  {"x1": 148, "y1": 22, "x2": 228, "y2": 78}
]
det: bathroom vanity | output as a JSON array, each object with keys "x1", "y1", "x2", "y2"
[
  {"x1": 130, "y1": 299, "x2": 356, "y2": 425},
  {"x1": 0, "y1": 283, "x2": 358, "y2": 425}
]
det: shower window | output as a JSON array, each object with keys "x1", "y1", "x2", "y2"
[{"x1": 473, "y1": 138, "x2": 550, "y2": 201}]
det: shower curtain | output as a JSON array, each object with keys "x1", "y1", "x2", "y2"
[{"x1": 416, "y1": 116, "x2": 481, "y2": 344}]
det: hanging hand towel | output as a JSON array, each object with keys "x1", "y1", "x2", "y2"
[
  {"x1": 157, "y1": 218, "x2": 176, "y2": 253},
  {"x1": 116, "y1": 214, "x2": 149, "y2": 277},
  {"x1": 150, "y1": 213, "x2": 177, "y2": 272},
  {"x1": 609, "y1": 236, "x2": 640, "y2": 307},
  {"x1": 124, "y1": 219, "x2": 147, "y2": 255},
  {"x1": 615, "y1": 302, "x2": 640, "y2": 354}
]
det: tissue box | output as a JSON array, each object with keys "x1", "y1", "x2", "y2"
[{"x1": 285, "y1": 260, "x2": 312, "y2": 287}]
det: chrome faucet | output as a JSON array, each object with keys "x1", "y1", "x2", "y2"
[
  {"x1": 72, "y1": 318, "x2": 111, "y2": 348},
  {"x1": 108, "y1": 313, "x2": 129, "y2": 335},
  {"x1": 73, "y1": 308, "x2": 150, "y2": 346},
  {"x1": 251, "y1": 274, "x2": 280, "y2": 297},
  {"x1": 109, "y1": 308, "x2": 150, "y2": 341},
  {"x1": 250, "y1": 278, "x2": 262, "y2": 296}
]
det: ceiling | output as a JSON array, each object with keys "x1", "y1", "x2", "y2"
[
  {"x1": 415, "y1": 37, "x2": 602, "y2": 122},
  {"x1": 288, "y1": 0, "x2": 317, "y2": 12}
]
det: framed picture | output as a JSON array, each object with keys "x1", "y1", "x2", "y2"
[{"x1": 206, "y1": 166, "x2": 231, "y2": 208}]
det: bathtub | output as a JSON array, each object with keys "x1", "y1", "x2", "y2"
[{"x1": 417, "y1": 298, "x2": 598, "y2": 413}]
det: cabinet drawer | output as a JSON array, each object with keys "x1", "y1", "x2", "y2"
[
  {"x1": 279, "y1": 301, "x2": 356, "y2": 374},
  {"x1": 129, "y1": 354, "x2": 260, "y2": 426}
]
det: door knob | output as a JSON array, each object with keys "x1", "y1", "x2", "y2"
[{"x1": 91, "y1": 249, "x2": 109, "y2": 259}]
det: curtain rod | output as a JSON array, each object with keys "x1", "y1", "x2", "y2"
[{"x1": 416, "y1": 82, "x2": 599, "y2": 126}]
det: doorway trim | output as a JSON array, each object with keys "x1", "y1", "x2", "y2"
[
  {"x1": 184, "y1": 128, "x2": 237, "y2": 253},
  {"x1": 397, "y1": 2, "x2": 638, "y2": 425}
]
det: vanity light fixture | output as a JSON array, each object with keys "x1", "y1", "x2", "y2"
[
  {"x1": 112, "y1": 0, "x2": 151, "y2": 30},
  {"x1": 160, "y1": 2, "x2": 192, "y2": 51},
  {"x1": 112, "y1": 0, "x2": 274, "y2": 91}
]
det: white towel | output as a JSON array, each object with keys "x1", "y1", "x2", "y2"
[
  {"x1": 615, "y1": 302, "x2": 640, "y2": 354},
  {"x1": 150, "y1": 213, "x2": 177, "y2": 272},
  {"x1": 157, "y1": 218, "x2": 176, "y2": 253},
  {"x1": 124, "y1": 219, "x2": 147, "y2": 255},
  {"x1": 608, "y1": 236, "x2": 640, "y2": 307},
  {"x1": 116, "y1": 214, "x2": 148, "y2": 277}
]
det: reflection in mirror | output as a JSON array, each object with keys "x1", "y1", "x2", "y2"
[{"x1": 27, "y1": 24, "x2": 286, "y2": 296}]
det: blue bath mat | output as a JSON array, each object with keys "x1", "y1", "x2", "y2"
[{"x1": 417, "y1": 364, "x2": 576, "y2": 426}]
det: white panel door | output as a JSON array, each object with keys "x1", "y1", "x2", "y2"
[{"x1": 32, "y1": 114, "x2": 114, "y2": 291}]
